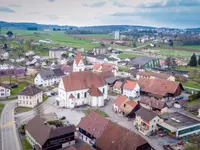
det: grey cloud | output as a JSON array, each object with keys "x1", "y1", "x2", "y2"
[
  {"x1": 112, "y1": 2, "x2": 133, "y2": 8},
  {"x1": 8, "y1": 4, "x2": 21, "y2": 8},
  {"x1": 0, "y1": 7, "x2": 15, "y2": 13},
  {"x1": 82, "y1": 1, "x2": 106, "y2": 7},
  {"x1": 45, "y1": 15, "x2": 59, "y2": 20},
  {"x1": 28, "y1": 12, "x2": 40, "y2": 15},
  {"x1": 48, "y1": 0, "x2": 55, "y2": 2}
]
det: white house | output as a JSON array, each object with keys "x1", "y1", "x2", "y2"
[
  {"x1": 34, "y1": 68, "x2": 65, "y2": 87},
  {"x1": 18, "y1": 86, "x2": 43, "y2": 108},
  {"x1": 134, "y1": 107, "x2": 163, "y2": 135},
  {"x1": 73, "y1": 52, "x2": 85, "y2": 72},
  {"x1": 122, "y1": 80, "x2": 140, "y2": 99},
  {"x1": 49, "y1": 47, "x2": 67, "y2": 59},
  {"x1": 56, "y1": 71, "x2": 108, "y2": 108},
  {"x1": 0, "y1": 83, "x2": 10, "y2": 98}
]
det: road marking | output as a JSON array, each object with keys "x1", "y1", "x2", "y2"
[{"x1": 0, "y1": 121, "x2": 15, "y2": 128}]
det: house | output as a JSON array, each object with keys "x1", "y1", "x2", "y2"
[
  {"x1": 0, "y1": 83, "x2": 10, "y2": 98},
  {"x1": 18, "y1": 86, "x2": 43, "y2": 108},
  {"x1": 138, "y1": 78, "x2": 183, "y2": 100},
  {"x1": 57, "y1": 71, "x2": 108, "y2": 108},
  {"x1": 113, "y1": 95, "x2": 139, "y2": 117},
  {"x1": 49, "y1": 47, "x2": 68, "y2": 59},
  {"x1": 136, "y1": 71, "x2": 175, "y2": 81},
  {"x1": 94, "y1": 121, "x2": 153, "y2": 150},
  {"x1": 26, "y1": 116, "x2": 76, "y2": 150},
  {"x1": 113, "y1": 81, "x2": 123, "y2": 94},
  {"x1": 134, "y1": 107, "x2": 163, "y2": 136},
  {"x1": 139, "y1": 97, "x2": 168, "y2": 114},
  {"x1": 92, "y1": 46, "x2": 108, "y2": 55},
  {"x1": 104, "y1": 76, "x2": 120, "y2": 87},
  {"x1": 34, "y1": 68, "x2": 65, "y2": 87},
  {"x1": 92, "y1": 63, "x2": 118, "y2": 76},
  {"x1": 78, "y1": 111, "x2": 110, "y2": 146},
  {"x1": 128, "y1": 57, "x2": 160, "y2": 69},
  {"x1": 122, "y1": 80, "x2": 140, "y2": 99},
  {"x1": 73, "y1": 52, "x2": 85, "y2": 72},
  {"x1": 157, "y1": 112, "x2": 200, "y2": 138}
]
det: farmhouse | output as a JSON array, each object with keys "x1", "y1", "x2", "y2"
[
  {"x1": 122, "y1": 80, "x2": 140, "y2": 99},
  {"x1": 0, "y1": 83, "x2": 10, "y2": 98},
  {"x1": 49, "y1": 47, "x2": 68, "y2": 59},
  {"x1": 157, "y1": 112, "x2": 200, "y2": 138},
  {"x1": 136, "y1": 71, "x2": 175, "y2": 81},
  {"x1": 138, "y1": 78, "x2": 183, "y2": 99},
  {"x1": 134, "y1": 107, "x2": 163, "y2": 136},
  {"x1": 139, "y1": 97, "x2": 168, "y2": 114},
  {"x1": 57, "y1": 71, "x2": 108, "y2": 108},
  {"x1": 18, "y1": 86, "x2": 43, "y2": 108},
  {"x1": 34, "y1": 68, "x2": 65, "y2": 87},
  {"x1": 26, "y1": 116, "x2": 76, "y2": 150}
]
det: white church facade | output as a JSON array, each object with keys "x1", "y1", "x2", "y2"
[
  {"x1": 56, "y1": 71, "x2": 108, "y2": 108},
  {"x1": 73, "y1": 51, "x2": 85, "y2": 72}
]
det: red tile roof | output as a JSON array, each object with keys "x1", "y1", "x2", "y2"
[
  {"x1": 93, "y1": 64, "x2": 101, "y2": 70},
  {"x1": 88, "y1": 85, "x2": 103, "y2": 97},
  {"x1": 75, "y1": 51, "x2": 83, "y2": 65},
  {"x1": 138, "y1": 78, "x2": 183, "y2": 97},
  {"x1": 95, "y1": 121, "x2": 148, "y2": 150},
  {"x1": 62, "y1": 71, "x2": 105, "y2": 91},
  {"x1": 114, "y1": 95, "x2": 127, "y2": 106},
  {"x1": 123, "y1": 80, "x2": 138, "y2": 90},
  {"x1": 125, "y1": 100, "x2": 137, "y2": 108},
  {"x1": 78, "y1": 111, "x2": 109, "y2": 139},
  {"x1": 137, "y1": 71, "x2": 173, "y2": 80},
  {"x1": 113, "y1": 81, "x2": 123, "y2": 88},
  {"x1": 140, "y1": 97, "x2": 167, "y2": 110},
  {"x1": 93, "y1": 63, "x2": 115, "y2": 72}
]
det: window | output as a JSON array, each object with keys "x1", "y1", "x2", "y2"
[
  {"x1": 1, "y1": 93, "x2": 4, "y2": 96},
  {"x1": 77, "y1": 93, "x2": 80, "y2": 99},
  {"x1": 103, "y1": 88, "x2": 105, "y2": 94},
  {"x1": 1, "y1": 89, "x2": 4, "y2": 92},
  {"x1": 84, "y1": 92, "x2": 87, "y2": 98},
  {"x1": 152, "y1": 125, "x2": 154, "y2": 128},
  {"x1": 30, "y1": 102, "x2": 32, "y2": 105},
  {"x1": 124, "y1": 103, "x2": 126, "y2": 107},
  {"x1": 158, "y1": 119, "x2": 159, "y2": 122}
]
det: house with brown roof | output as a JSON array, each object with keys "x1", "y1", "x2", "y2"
[
  {"x1": 94, "y1": 121, "x2": 153, "y2": 150},
  {"x1": 73, "y1": 52, "x2": 85, "y2": 72},
  {"x1": 18, "y1": 85, "x2": 43, "y2": 108},
  {"x1": 0, "y1": 83, "x2": 10, "y2": 98},
  {"x1": 138, "y1": 78, "x2": 183, "y2": 100},
  {"x1": 25, "y1": 116, "x2": 76, "y2": 150},
  {"x1": 136, "y1": 71, "x2": 175, "y2": 81},
  {"x1": 78, "y1": 111, "x2": 110, "y2": 146},
  {"x1": 57, "y1": 71, "x2": 108, "y2": 108},
  {"x1": 113, "y1": 81, "x2": 123, "y2": 94},
  {"x1": 113, "y1": 95, "x2": 140, "y2": 118},
  {"x1": 139, "y1": 97, "x2": 168, "y2": 114},
  {"x1": 122, "y1": 80, "x2": 140, "y2": 99},
  {"x1": 134, "y1": 107, "x2": 163, "y2": 136},
  {"x1": 92, "y1": 63, "x2": 118, "y2": 76}
]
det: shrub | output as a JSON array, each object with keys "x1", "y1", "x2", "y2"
[
  {"x1": 188, "y1": 92, "x2": 200, "y2": 101},
  {"x1": 19, "y1": 124, "x2": 25, "y2": 135}
]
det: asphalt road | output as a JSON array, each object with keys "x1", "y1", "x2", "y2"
[{"x1": 1, "y1": 101, "x2": 21, "y2": 150}]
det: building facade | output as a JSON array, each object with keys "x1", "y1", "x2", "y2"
[
  {"x1": 122, "y1": 80, "x2": 140, "y2": 99},
  {"x1": 73, "y1": 52, "x2": 85, "y2": 72},
  {"x1": 0, "y1": 83, "x2": 10, "y2": 98}
]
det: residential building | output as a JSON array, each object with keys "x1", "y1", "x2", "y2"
[
  {"x1": 0, "y1": 83, "x2": 10, "y2": 98},
  {"x1": 113, "y1": 95, "x2": 139, "y2": 117},
  {"x1": 92, "y1": 46, "x2": 107, "y2": 55},
  {"x1": 157, "y1": 112, "x2": 200, "y2": 138},
  {"x1": 34, "y1": 68, "x2": 65, "y2": 87},
  {"x1": 104, "y1": 76, "x2": 120, "y2": 87},
  {"x1": 94, "y1": 121, "x2": 153, "y2": 150},
  {"x1": 114, "y1": 31, "x2": 120, "y2": 40},
  {"x1": 49, "y1": 47, "x2": 67, "y2": 59},
  {"x1": 136, "y1": 71, "x2": 175, "y2": 81},
  {"x1": 139, "y1": 97, "x2": 168, "y2": 114},
  {"x1": 128, "y1": 57, "x2": 160, "y2": 69},
  {"x1": 73, "y1": 52, "x2": 85, "y2": 72},
  {"x1": 78, "y1": 112, "x2": 110, "y2": 146},
  {"x1": 92, "y1": 63, "x2": 118, "y2": 76},
  {"x1": 138, "y1": 78, "x2": 183, "y2": 100},
  {"x1": 18, "y1": 86, "x2": 43, "y2": 108},
  {"x1": 122, "y1": 80, "x2": 140, "y2": 99},
  {"x1": 134, "y1": 107, "x2": 163, "y2": 136},
  {"x1": 113, "y1": 81, "x2": 123, "y2": 94},
  {"x1": 57, "y1": 71, "x2": 108, "y2": 108},
  {"x1": 26, "y1": 116, "x2": 76, "y2": 150}
]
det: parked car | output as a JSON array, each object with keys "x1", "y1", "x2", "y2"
[{"x1": 60, "y1": 116, "x2": 66, "y2": 120}]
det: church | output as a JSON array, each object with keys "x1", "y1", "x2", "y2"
[{"x1": 56, "y1": 52, "x2": 108, "y2": 108}]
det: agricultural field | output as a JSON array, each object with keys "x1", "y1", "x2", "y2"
[
  {"x1": 119, "y1": 53, "x2": 137, "y2": 59},
  {"x1": 176, "y1": 45, "x2": 200, "y2": 51}
]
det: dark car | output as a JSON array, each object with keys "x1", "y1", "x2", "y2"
[{"x1": 60, "y1": 116, "x2": 66, "y2": 120}]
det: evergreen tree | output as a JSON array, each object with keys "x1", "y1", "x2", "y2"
[
  {"x1": 198, "y1": 56, "x2": 200, "y2": 65},
  {"x1": 189, "y1": 53, "x2": 197, "y2": 67}
]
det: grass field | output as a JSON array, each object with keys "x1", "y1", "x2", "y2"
[
  {"x1": 119, "y1": 53, "x2": 137, "y2": 59},
  {"x1": 21, "y1": 138, "x2": 32, "y2": 150},
  {"x1": 176, "y1": 45, "x2": 200, "y2": 50},
  {"x1": 0, "y1": 104, "x2": 5, "y2": 114},
  {"x1": 119, "y1": 67, "x2": 129, "y2": 72},
  {"x1": 182, "y1": 80, "x2": 200, "y2": 89},
  {"x1": 15, "y1": 107, "x2": 32, "y2": 113},
  {"x1": 153, "y1": 48, "x2": 193, "y2": 57},
  {"x1": 176, "y1": 66, "x2": 200, "y2": 71},
  {"x1": 83, "y1": 108, "x2": 109, "y2": 117}
]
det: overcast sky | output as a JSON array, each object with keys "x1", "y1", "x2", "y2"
[{"x1": 0, "y1": 0, "x2": 200, "y2": 28}]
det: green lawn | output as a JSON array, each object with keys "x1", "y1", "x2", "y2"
[
  {"x1": 153, "y1": 48, "x2": 193, "y2": 57},
  {"x1": 182, "y1": 80, "x2": 200, "y2": 89},
  {"x1": 187, "y1": 99, "x2": 200, "y2": 105},
  {"x1": 176, "y1": 45, "x2": 200, "y2": 50},
  {"x1": 0, "y1": 104, "x2": 5, "y2": 114},
  {"x1": 15, "y1": 107, "x2": 32, "y2": 113},
  {"x1": 119, "y1": 53, "x2": 137, "y2": 59},
  {"x1": 176, "y1": 66, "x2": 200, "y2": 72},
  {"x1": 21, "y1": 138, "x2": 32, "y2": 150},
  {"x1": 83, "y1": 108, "x2": 109, "y2": 117},
  {"x1": 119, "y1": 67, "x2": 129, "y2": 72},
  {"x1": 43, "y1": 96, "x2": 48, "y2": 102},
  {"x1": 11, "y1": 82, "x2": 30, "y2": 95}
]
